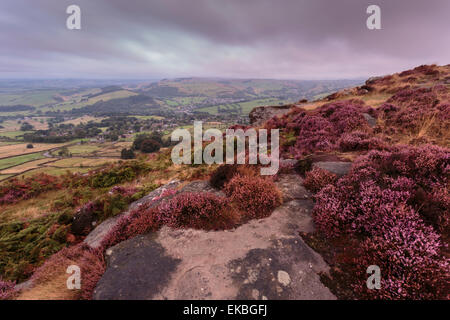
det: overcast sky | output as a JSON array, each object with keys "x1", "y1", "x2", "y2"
[{"x1": 0, "y1": 0, "x2": 449, "y2": 80}]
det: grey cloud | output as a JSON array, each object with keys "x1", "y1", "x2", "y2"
[{"x1": 0, "y1": 0, "x2": 448, "y2": 79}]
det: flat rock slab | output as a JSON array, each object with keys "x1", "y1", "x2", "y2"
[
  {"x1": 313, "y1": 161, "x2": 352, "y2": 177},
  {"x1": 180, "y1": 180, "x2": 225, "y2": 197},
  {"x1": 275, "y1": 174, "x2": 311, "y2": 201},
  {"x1": 94, "y1": 197, "x2": 335, "y2": 300},
  {"x1": 84, "y1": 180, "x2": 180, "y2": 249}
]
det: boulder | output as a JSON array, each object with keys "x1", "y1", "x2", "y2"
[{"x1": 249, "y1": 105, "x2": 291, "y2": 126}]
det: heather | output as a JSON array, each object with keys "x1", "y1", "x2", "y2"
[
  {"x1": 303, "y1": 167, "x2": 337, "y2": 193},
  {"x1": 224, "y1": 174, "x2": 282, "y2": 220},
  {"x1": 310, "y1": 145, "x2": 450, "y2": 299},
  {"x1": 0, "y1": 158, "x2": 164, "y2": 284},
  {"x1": 265, "y1": 99, "x2": 378, "y2": 158},
  {"x1": 0, "y1": 173, "x2": 62, "y2": 205},
  {"x1": 101, "y1": 191, "x2": 238, "y2": 249},
  {"x1": 0, "y1": 277, "x2": 16, "y2": 300},
  {"x1": 31, "y1": 244, "x2": 105, "y2": 300}
]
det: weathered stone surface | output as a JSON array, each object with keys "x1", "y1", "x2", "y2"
[
  {"x1": 363, "y1": 113, "x2": 377, "y2": 127},
  {"x1": 93, "y1": 234, "x2": 181, "y2": 300},
  {"x1": 84, "y1": 180, "x2": 180, "y2": 249},
  {"x1": 179, "y1": 180, "x2": 225, "y2": 197},
  {"x1": 249, "y1": 105, "x2": 291, "y2": 125},
  {"x1": 313, "y1": 161, "x2": 352, "y2": 177},
  {"x1": 94, "y1": 197, "x2": 334, "y2": 300},
  {"x1": 275, "y1": 174, "x2": 311, "y2": 201},
  {"x1": 71, "y1": 205, "x2": 95, "y2": 236}
]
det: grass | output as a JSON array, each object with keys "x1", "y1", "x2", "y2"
[
  {"x1": 0, "y1": 143, "x2": 64, "y2": 159},
  {"x1": 61, "y1": 116, "x2": 105, "y2": 126},
  {"x1": 0, "y1": 174, "x2": 13, "y2": 182},
  {"x1": 0, "y1": 158, "x2": 52, "y2": 175},
  {"x1": 21, "y1": 166, "x2": 92, "y2": 178},
  {"x1": 0, "y1": 153, "x2": 45, "y2": 170},
  {"x1": 0, "y1": 131, "x2": 32, "y2": 140},
  {"x1": 65, "y1": 145, "x2": 101, "y2": 156},
  {"x1": 48, "y1": 157, "x2": 119, "y2": 168},
  {"x1": 197, "y1": 98, "x2": 289, "y2": 115}
]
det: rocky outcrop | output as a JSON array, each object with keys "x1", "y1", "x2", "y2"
[
  {"x1": 93, "y1": 174, "x2": 336, "y2": 300},
  {"x1": 84, "y1": 180, "x2": 180, "y2": 249},
  {"x1": 249, "y1": 105, "x2": 292, "y2": 125}
]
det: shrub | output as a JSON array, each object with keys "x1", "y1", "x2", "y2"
[
  {"x1": 140, "y1": 139, "x2": 161, "y2": 153},
  {"x1": 351, "y1": 219, "x2": 449, "y2": 299},
  {"x1": 157, "y1": 192, "x2": 238, "y2": 230},
  {"x1": 304, "y1": 167, "x2": 337, "y2": 193},
  {"x1": 209, "y1": 164, "x2": 239, "y2": 189},
  {"x1": 0, "y1": 277, "x2": 16, "y2": 300},
  {"x1": 100, "y1": 202, "x2": 160, "y2": 250},
  {"x1": 319, "y1": 101, "x2": 369, "y2": 134},
  {"x1": 101, "y1": 191, "x2": 237, "y2": 250},
  {"x1": 338, "y1": 131, "x2": 387, "y2": 152},
  {"x1": 224, "y1": 175, "x2": 282, "y2": 219},
  {"x1": 120, "y1": 148, "x2": 135, "y2": 159},
  {"x1": 311, "y1": 144, "x2": 450, "y2": 299},
  {"x1": 0, "y1": 173, "x2": 62, "y2": 205}
]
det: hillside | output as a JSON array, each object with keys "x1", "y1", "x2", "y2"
[{"x1": 0, "y1": 64, "x2": 448, "y2": 300}]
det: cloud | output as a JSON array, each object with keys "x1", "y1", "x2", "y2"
[{"x1": 0, "y1": 0, "x2": 448, "y2": 79}]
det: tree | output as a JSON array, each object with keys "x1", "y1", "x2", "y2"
[
  {"x1": 140, "y1": 139, "x2": 161, "y2": 153},
  {"x1": 132, "y1": 132, "x2": 163, "y2": 150},
  {"x1": 121, "y1": 148, "x2": 135, "y2": 159},
  {"x1": 20, "y1": 122, "x2": 34, "y2": 131}
]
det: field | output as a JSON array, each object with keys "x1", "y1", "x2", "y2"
[
  {"x1": 0, "y1": 143, "x2": 65, "y2": 159},
  {"x1": 61, "y1": 116, "x2": 105, "y2": 125},
  {"x1": 197, "y1": 98, "x2": 289, "y2": 115},
  {"x1": 0, "y1": 139, "x2": 127, "y2": 183},
  {"x1": 0, "y1": 158, "x2": 54, "y2": 175},
  {"x1": 0, "y1": 152, "x2": 45, "y2": 170}
]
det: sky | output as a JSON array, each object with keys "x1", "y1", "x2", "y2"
[{"x1": 0, "y1": 0, "x2": 449, "y2": 80}]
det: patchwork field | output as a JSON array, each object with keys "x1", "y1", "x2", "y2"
[
  {"x1": 0, "y1": 158, "x2": 54, "y2": 175},
  {"x1": 0, "y1": 153, "x2": 45, "y2": 171},
  {"x1": 0, "y1": 143, "x2": 64, "y2": 159}
]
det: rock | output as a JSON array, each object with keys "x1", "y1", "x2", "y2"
[
  {"x1": 84, "y1": 180, "x2": 180, "y2": 249},
  {"x1": 249, "y1": 105, "x2": 291, "y2": 126},
  {"x1": 93, "y1": 197, "x2": 334, "y2": 300},
  {"x1": 277, "y1": 271, "x2": 291, "y2": 286},
  {"x1": 14, "y1": 279, "x2": 34, "y2": 292},
  {"x1": 362, "y1": 113, "x2": 377, "y2": 127},
  {"x1": 179, "y1": 180, "x2": 225, "y2": 197},
  {"x1": 71, "y1": 205, "x2": 95, "y2": 236},
  {"x1": 93, "y1": 234, "x2": 181, "y2": 300},
  {"x1": 275, "y1": 174, "x2": 311, "y2": 201},
  {"x1": 313, "y1": 161, "x2": 352, "y2": 177}
]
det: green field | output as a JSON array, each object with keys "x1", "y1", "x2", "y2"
[
  {"x1": 0, "y1": 152, "x2": 45, "y2": 171},
  {"x1": 197, "y1": 98, "x2": 289, "y2": 115}
]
